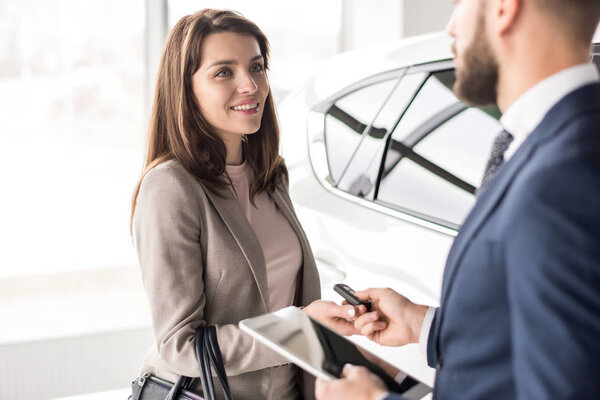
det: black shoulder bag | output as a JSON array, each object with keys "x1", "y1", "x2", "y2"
[{"x1": 131, "y1": 326, "x2": 232, "y2": 400}]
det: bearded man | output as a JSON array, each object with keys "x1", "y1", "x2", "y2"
[{"x1": 316, "y1": 0, "x2": 600, "y2": 399}]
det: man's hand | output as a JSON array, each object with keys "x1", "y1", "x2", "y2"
[
  {"x1": 315, "y1": 364, "x2": 388, "y2": 400},
  {"x1": 353, "y1": 288, "x2": 428, "y2": 346},
  {"x1": 303, "y1": 300, "x2": 365, "y2": 336}
]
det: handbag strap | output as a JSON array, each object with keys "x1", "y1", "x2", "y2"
[
  {"x1": 164, "y1": 325, "x2": 232, "y2": 400},
  {"x1": 194, "y1": 326, "x2": 214, "y2": 400},
  {"x1": 165, "y1": 375, "x2": 193, "y2": 400},
  {"x1": 195, "y1": 325, "x2": 232, "y2": 400},
  {"x1": 205, "y1": 326, "x2": 232, "y2": 399}
]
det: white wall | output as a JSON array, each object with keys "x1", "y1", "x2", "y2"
[{"x1": 341, "y1": 0, "x2": 454, "y2": 51}]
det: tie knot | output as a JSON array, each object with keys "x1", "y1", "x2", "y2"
[
  {"x1": 492, "y1": 129, "x2": 514, "y2": 155},
  {"x1": 478, "y1": 129, "x2": 514, "y2": 195}
]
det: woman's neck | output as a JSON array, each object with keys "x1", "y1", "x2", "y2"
[{"x1": 224, "y1": 136, "x2": 244, "y2": 166}]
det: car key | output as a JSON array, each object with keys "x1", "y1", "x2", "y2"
[{"x1": 334, "y1": 283, "x2": 372, "y2": 312}]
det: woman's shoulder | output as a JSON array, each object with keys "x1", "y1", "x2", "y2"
[
  {"x1": 142, "y1": 159, "x2": 195, "y2": 188},
  {"x1": 139, "y1": 159, "x2": 206, "y2": 201},
  {"x1": 133, "y1": 160, "x2": 208, "y2": 236}
]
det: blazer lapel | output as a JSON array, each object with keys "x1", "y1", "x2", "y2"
[{"x1": 203, "y1": 187, "x2": 271, "y2": 311}]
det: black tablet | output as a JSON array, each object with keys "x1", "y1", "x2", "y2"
[{"x1": 239, "y1": 306, "x2": 432, "y2": 399}]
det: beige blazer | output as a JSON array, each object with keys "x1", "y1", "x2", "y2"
[{"x1": 133, "y1": 160, "x2": 321, "y2": 400}]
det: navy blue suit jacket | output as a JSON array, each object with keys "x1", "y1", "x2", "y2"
[{"x1": 386, "y1": 82, "x2": 600, "y2": 399}]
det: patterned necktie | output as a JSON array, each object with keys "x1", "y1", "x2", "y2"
[{"x1": 477, "y1": 129, "x2": 514, "y2": 196}]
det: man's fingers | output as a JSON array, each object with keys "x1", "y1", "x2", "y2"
[
  {"x1": 356, "y1": 287, "x2": 393, "y2": 302},
  {"x1": 360, "y1": 321, "x2": 387, "y2": 337},
  {"x1": 356, "y1": 304, "x2": 368, "y2": 315},
  {"x1": 354, "y1": 311, "x2": 380, "y2": 329},
  {"x1": 354, "y1": 289, "x2": 374, "y2": 301}
]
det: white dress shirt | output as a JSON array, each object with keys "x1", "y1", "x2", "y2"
[{"x1": 419, "y1": 63, "x2": 600, "y2": 356}]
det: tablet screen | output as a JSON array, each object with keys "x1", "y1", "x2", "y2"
[{"x1": 240, "y1": 306, "x2": 432, "y2": 399}]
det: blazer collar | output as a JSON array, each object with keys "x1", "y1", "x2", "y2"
[
  {"x1": 440, "y1": 82, "x2": 600, "y2": 305},
  {"x1": 203, "y1": 187, "x2": 271, "y2": 311}
]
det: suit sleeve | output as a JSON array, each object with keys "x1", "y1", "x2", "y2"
[
  {"x1": 133, "y1": 166, "x2": 288, "y2": 377},
  {"x1": 504, "y1": 154, "x2": 600, "y2": 398}
]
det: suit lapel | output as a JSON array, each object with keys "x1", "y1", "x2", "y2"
[
  {"x1": 429, "y1": 82, "x2": 600, "y2": 364},
  {"x1": 440, "y1": 82, "x2": 600, "y2": 303},
  {"x1": 439, "y1": 138, "x2": 536, "y2": 303},
  {"x1": 203, "y1": 187, "x2": 271, "y2": 311}
]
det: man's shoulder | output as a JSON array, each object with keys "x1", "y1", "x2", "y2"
[
  {"x1": 558, "y1": 81, "x2": 600, "y2": 117},
  {"x1": 530, "y1": 82, "x2": 600, "y2": 148}
]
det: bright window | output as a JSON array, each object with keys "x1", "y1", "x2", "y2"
[{"x1": 0, "y1": 0, "x2": 145, "y2": 278}]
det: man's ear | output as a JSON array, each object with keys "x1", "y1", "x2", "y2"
[{"x1": 491, "y1": 0, "x2": 522, "y2": 36}]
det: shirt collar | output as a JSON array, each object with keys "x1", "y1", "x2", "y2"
[{"x1": 500, "y1": 63, "x2": 599, "y2": 160}]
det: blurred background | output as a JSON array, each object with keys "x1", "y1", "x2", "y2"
[{"x1": 0, "y1": 1, "x2": 453, "y2": 398}]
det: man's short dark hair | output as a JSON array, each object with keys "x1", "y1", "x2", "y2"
[{"x1": 532, "y1": 0, "x2": 600, "y2": 44}]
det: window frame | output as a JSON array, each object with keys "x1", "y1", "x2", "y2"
[
  {"x1": 373, "y1": 61, "x2": 485, "y2": 230},
  {"x1": 324, "y1": 75, "x2": 404, "y2": 185},
  {"x1": 308, "y1": 60, "x2": 460, "y2": 236}
]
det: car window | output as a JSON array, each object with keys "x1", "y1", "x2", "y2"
[
  {"x1": 337, "y1": 72, "x2": 428, "y2": 198},
  {"x1": 376, "y1": 70, "x2": 502, "y2": 227},
  {"x1": 592, "y1": 44, "x2": 600, "y2": 70},
  {"x1": 324, "y1": 79, "x2": 398, "y2": 184},
  {"x1": 389, "y1": 70, "x2": 458, "y2": 143},
  {"x1": 414, "y1": 106, "x2": 502, "y2": 187}
]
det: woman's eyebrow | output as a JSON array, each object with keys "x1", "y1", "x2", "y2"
[{"x1": 207, "y1": 55, "x2": 263, "y2": 69}]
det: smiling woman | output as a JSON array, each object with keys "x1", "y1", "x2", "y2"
[{"x1": 129, "y1": 9, "x2": 358, "y2": 400}]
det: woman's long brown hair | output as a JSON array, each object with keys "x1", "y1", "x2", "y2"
[{"x1": 131, "y1": 9, "x2": 288, "y2": 231}]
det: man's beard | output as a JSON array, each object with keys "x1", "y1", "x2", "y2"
[{"x1": 453, "y1": 17, "x2": 499, "y2": 106}]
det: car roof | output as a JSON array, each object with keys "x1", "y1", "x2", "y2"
[
  {"x1": 294, "y1": 26, "x2": 600, "y2": 108},
  {"x1": 307, "y1": 33, "x2": 453, "y2": 103}
]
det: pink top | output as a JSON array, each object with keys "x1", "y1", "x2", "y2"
[{"x1": 226, "y1": 162, "x2": 302, "y2": 311}]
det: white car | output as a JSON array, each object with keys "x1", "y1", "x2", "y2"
[{"x1": 279, "y1": 31, "x2": 600, "y2": 385}]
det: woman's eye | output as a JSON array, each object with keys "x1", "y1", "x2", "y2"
[
  {"x1": 215, "y1": 68, "x2": 232, "y2": 77},
  {"x1": 250, "y1": 64, "x2": 264, "y2": 73}
]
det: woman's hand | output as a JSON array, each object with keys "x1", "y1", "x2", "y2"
[{"x1": 303, "y1": 300, "x2": 366, "y2": 336}]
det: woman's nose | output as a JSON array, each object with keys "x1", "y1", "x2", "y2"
[{"x1": 237, "y1": 72, "x2": 258, "y2": 94}]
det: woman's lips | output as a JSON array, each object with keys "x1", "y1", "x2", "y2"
[{"x1": 230, "y1": 102, "x2": 259, "y2": 115}]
